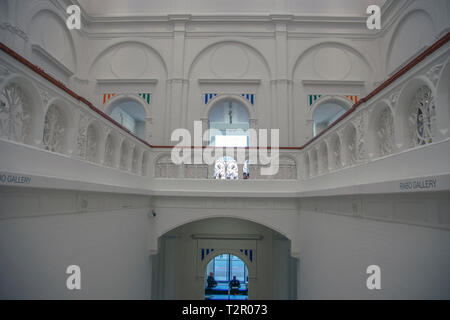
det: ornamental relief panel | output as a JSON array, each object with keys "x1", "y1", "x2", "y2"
[{"x1": 0, "y1": 83, "x2": 32, "y2": 144}]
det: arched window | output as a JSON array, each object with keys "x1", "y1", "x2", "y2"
[
  {"x1": 313, "y1": 102, "x2": 347, "y2": 136},
  {"x1": 209, "y1": 101, "x2": 249, "y2": 147},
  {"x1": 205, "y1": 254, "x2": 248, "y2": 300},
  {"x1": 214, "y1": 156, "x2": 238, "y2": 180},
  {"x1": 108, "y1": 100, "x2": 146, "y2": 139}
]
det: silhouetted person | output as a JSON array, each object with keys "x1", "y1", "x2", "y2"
[
  {"x1": 206, "y1": 272, "x2": 218, "y2": 291},
  {"x1": 229, "y1": 276, "x2": 241, "y2": 295}
]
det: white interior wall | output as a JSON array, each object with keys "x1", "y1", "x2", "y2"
[
  {"x1": 0, "y1": 188, "x2": 152, "y2": 300},
  {"x1": 297, "y1": 200, "x2": 450, "y2": 299}
]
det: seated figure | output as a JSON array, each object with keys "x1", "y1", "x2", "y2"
[
  {"x1": 229, "y1": 276, "x2": 241, "y2": 295},
  {"x1": 206, "y1": 272, "x2": 218, "y2": 293}
]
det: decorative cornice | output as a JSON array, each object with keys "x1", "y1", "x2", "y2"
[
  {"x1": 168, "y1": 14, "x2": 192, "y2": 22},
  {"x1": 301, "y1": 80, "x2": 366, "y2": 87},
  {"x1": 198, "y1": 79, "x2": 261, "y2": 85},
  {"x1": 96, "y1": 78, "x2": 158, "y2": 85}
]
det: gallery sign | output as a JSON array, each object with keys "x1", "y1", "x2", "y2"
[
  {"x1": 399, "y1": 177, "x2": 437, "y2": 191},
  {"x1": 0, "y1": 173, "x2": 32, "y2": 185}
]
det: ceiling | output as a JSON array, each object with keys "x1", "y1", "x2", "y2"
[{"x1": 77, "y1": 0, "x2": 387, "y2": 17}]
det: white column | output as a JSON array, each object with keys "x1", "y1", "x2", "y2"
[
  {"x1": 272, "y1": 17, "x2": 292, "y2": 146},
  {"x1": 167, "y1": 16, "x2": 190, "y2": 138}
]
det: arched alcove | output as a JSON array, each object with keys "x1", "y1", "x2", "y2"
[
  {"x1": 395, "y1": 77, "x2": 437, "y2": 150},
  {"x1": 28, "y1": 8, "x2": 77, "y2": 83},
  {"x1": 187, "y1": 40, "x2": 269, "y2": 132},
  {"x1": 187, "y1": 40, "x2": 272, "y2": 79},
  {"x1": 292, "y1": 41, "x2": 373, "y2": 81},
  {"x1": 386, "y1": 9, "x2": 436, "y2": 75},
  {"x1": 42, "y1": 103, "x2": 68, "y2": 154},
  {"x1": 367, "y1": 101, "x2": 395, "y2": 158},
  {"x1": 0, "y1": 75, "x2": 45, "y2": 147},
  {"x1": 151, "y1": 217, "x2": 295, "y2": 300},
  {"x1": 89, "y1": 41, "x2": 168, "y2": 79}
]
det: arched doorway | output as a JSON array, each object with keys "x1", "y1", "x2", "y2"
[
  {"x1": 150, "y1": 217, "x2": 297, "y2": 300},
  {"x1": 204, "y1": 254, "x2": 249, "y2": 300}
]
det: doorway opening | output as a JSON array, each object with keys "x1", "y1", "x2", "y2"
[{"x1": 204, "y1": 254, "x2": 248, "y2": 300}]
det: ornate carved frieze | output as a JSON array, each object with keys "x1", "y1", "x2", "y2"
[
  {"x1": 408, "y1": 85, "x2": 436, "y2": 147},
  {"x1": 76, "y1": 113, "x2": 89, "y2": 159},
  {"x1": 43, "y1": 105, "x2": 66, "y2": 153},
  {"x1": 353, "y1": 110, "x2": 369, "y2": 161},
  {"x1": 377, "y1": 107, "x2": 394, "y2": 156}
]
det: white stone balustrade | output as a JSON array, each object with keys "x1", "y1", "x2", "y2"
[{"x1": 0, "y1": 37, "x2": 449, "y2": 184}]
